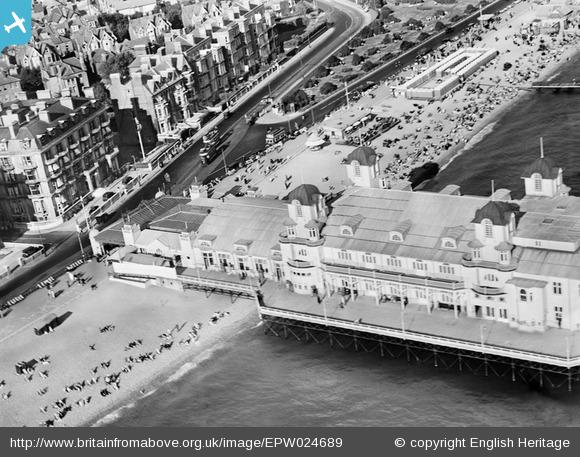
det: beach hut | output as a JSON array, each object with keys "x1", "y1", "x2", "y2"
[{"x1": 306, "y1": 133, "x2": 325, "y2": 150}]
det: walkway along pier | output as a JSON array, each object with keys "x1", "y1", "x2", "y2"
[{"x1": 256, "y1": 290, "x2": 580, "y2": 391}]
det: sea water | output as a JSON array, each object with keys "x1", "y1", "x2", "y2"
[{"x1": 110, "y1": 54, "x2": 580, "y2": 427}]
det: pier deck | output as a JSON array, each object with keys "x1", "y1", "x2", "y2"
[{"x1": 259, "y1": 283, "x2": 580, "y2": 369}]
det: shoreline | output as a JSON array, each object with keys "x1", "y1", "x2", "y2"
[
  {"x1": 434, "y1": 47, "x2": 580, "y2": 176},
  {"x1": 0, "y1": 259, "x2": 261, "y2": 428},
  {"x1": 84, "y1": 311, "x2": 260, "y2": 427}
]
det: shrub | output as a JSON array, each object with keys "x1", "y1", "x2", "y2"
[{"x1": 320, "y1": 82, "x2": 338, "y2": 94}]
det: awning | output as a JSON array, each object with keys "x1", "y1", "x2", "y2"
[{"x1": 506, "y1": 278, "x2": 548, "y2": 289}]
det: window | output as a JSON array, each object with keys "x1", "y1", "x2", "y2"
[
  {"x1": 294, "y1": 201, "x2": 303, "y2": 217},
  {"x1": 416, "y1": 288, "x2": 426, "y2": 299},
  {"x1": 385, "y1": 256, "x2": 401, "y2": 268},
  {"x1": 553, "y1": 282, "x2": 562, "y2": 295},
  {"x1": 473, "y1": 248, "x2": 481, "y2": 260},
  {"x1": 499, "y1": 309, "x2": 507, "y2": 319},
  {"x1": 353, "y1": 160, "x2": 361, "y2": 177},
  {"x1": 519, "y1": 289, "x2": 527, "y2": 302},
  {"x1": 390, "y1": 232, "x2": 403, "y2": 242},
  {"x1": 443, "y1": 239, "x2": 456, "y2": 249},
  {"x1": 553, "y1": 306, "x2": 563, "y2": 326},
  {"x1": 483, "y1": 219, "x2": 493, "y2": 238},
  {"x1": 287, "y1": 227, "x2": 296, "y2": 237},
  {"x1": 484, "y1": 273, "x2": 498, "y2": 282},
  {"x1": 499, "y1": 251, "x2": 509, "y2": 263},
  {"x1": 486, "y1": 306, "x2": 495, "y2": 318},
  {"x1": 298, "y1": 248, "x2": 307, "y2": 257},
  {"x1": 533, "y1": 173, "x2": 542, "y2": 192},
  {"x1": 363, "y1": 253, "x2": 376, "y2": 264},
  {"x1": 338, "y1": 250, "x2": 351, "y2": 261},
  {"x1": 33, "y1": 200, "x2": 47, "y2": 215},
  {"x1": 439, "y1": 264, "x2": 455, "y2": 275},
  {"x1": 341, "y1": 226, "x2": 352, "y2": 236},
  {"x1": 308, "y1": 227, "x2": 318, "y2": 239},
  {"x1": 413, "y1": 260, "x2": 427, "y2": 271}
]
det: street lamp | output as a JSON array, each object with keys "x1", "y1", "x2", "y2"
[
  {"x1": 135, "y1": 117, "x2": 146, "y2": 161},
  {"x1": 76, "y1": 222, "x2": 85, "y2": 259}
]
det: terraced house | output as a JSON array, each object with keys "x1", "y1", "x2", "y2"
[{"x1": 0, "y1": 97, "x2": 118, "y2": 229}]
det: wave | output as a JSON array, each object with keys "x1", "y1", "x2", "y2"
[{"x1": 93, "y1": 402, "x2": 136, "y2": 426}]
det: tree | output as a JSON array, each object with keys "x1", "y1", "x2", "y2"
[
  {"x1": 327, "y1": 55, "x2": 341, "y2": 67},
  {"x1": 434, "y1": 21, "x2": 446, "y2": 31},
  {"x1": 360, "y1": 25, "x2": 374, "y2": 39},
  {"x1": 465, "y1": 4, "x2": 477, "y2": 14},
  {"x1": 337, "y1": 46, "x2": 350, "y2": 57},
  {"x1": 418, "y1": 32, "x2": 430, "y2": 42},
  {"x1": 361, "y1": 60, "x2": 377, "y2": 72},
  {"x1": 349, "y1": 37, "x2": 363, "y2": 47},
  {"x1": 19, "y1": 68, "x2": 43, "y2": 91},
  {"x1": 450, "y1": 15, "x2": 463, "y2": 23},
  {"x1": 400, "y1": 40, "x2": 415, "y2": 52},
  {"x1": 380, "y1": 6, "x2": 394, "y2": 19},
  {"x1": 98, "y1": 51, "x2": 135, "y2": 84},
  {"x1": 351, "y1": 53, "x2": 363, "y2": 66},
  {"x1": 155, "y1": 2, "x2": 183, "y2": 29},
  {"x1": 405, "y1": 18, "x2": 424, "y2": 30},
  {"x1": 314, "y1": 66, "x2": 330, "y2": 78},
  {"x1": 98, "y1": 13, "x2": 130, "y2": 42},
  {"x1": 282, "y1": 89, "x2": 310, "y2": 110},
  {"x1": 320, "y1": 82, "x2": 337, "y2": 95},
  {"x1": 382, "y1": 34, "x2": 392, "y2": 44}
]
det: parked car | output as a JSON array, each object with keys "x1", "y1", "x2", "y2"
[
  {"x1": 102, "y1": 192, "x2": 115, "y2": 201},
  {"x1": 22, "y1": 245, "x2": 43, "y2": 258}
]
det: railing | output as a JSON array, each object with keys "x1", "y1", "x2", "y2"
[
  {"x1": 472, "y1": 284, "x2": 505, "y2": 296},
  {"x1": 259, "y1": 306, "x2": 578, "y2": 368},
  {"x1": 323, "y1": 262, "x2": 465, "y2": 291}
]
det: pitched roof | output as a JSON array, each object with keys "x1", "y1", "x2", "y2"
[
  {"x1": 323, "y1": 187, "x2": 488, "y2": 263},
  {"x1": 196, "y1": 197, "x2": 287, "y2": 258},
  {"x1": 346, "y1": 146, "x2": 377, "y2": 166},
  {"x1": 522, "y1": 156, "x2": 559, "y2": 179},
  {"x1": 471, "y1": 201, "x2": 518, "y2": 225},
  {"x1": 284, "y1": 184, "x2": 321, "y2": 206}
]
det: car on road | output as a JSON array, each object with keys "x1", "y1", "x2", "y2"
[
  {"x1": 22, "y1": 245, "x2": 44, "y2": 258},
  {"x1": 102, "y1": 192, "x2": 115, "y2": 201}
]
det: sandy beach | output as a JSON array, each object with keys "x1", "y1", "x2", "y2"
[
  {"x1": 0, "y1": 260, "x2": 259, "y2": 427},
  {"x1": 215, "y1": 0, "x2": 580, "y2": 196}
]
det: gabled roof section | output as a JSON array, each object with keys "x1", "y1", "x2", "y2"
[{"x1": 471, "y1": 201, "x2": 518, "y2": 226}]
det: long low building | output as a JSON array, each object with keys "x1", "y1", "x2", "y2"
[
  {"x1": 91, "y1": 146, "x2": 580, "y2": 334},
  {"x1": 398, "y1": 47, "x2": 498, "y2": 100}
]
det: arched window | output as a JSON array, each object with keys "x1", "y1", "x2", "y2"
[
  {"x1": 483, "y1": 219, "x2": 493, "y2": 238},
  {"x1": 532, "y1": 173, "x2": 542, "y2": 192},
  {"x1": 519, "y1": 289, "x2": 527, "y2": 302},
  {"x1": 294, "y1": 201, "x2": 303, "y2": 217},
  {"x1": 352, "y1": 160, "x2": 361, "y2": 177}
]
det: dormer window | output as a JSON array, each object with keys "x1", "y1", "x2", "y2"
[
  {"x1": 499, "y1": 251, "x2": 509, "y2": 264},
  {"x1": 473, "y1": 248, "x2": 481, "y2": 259},
  {"x1": 483, "y1": 218, "x2": 493, "y2": 238},
  {"x1": 442, "y1": 238, "x2": 456, "y2": 249},
  {"x1": 287, "y1": 226, "x2": 296, "y2": 237},
  {"x1": 519, "y1": 289, "x2": 528, "y2": 302},
  {"x1": 390, "y1": 232, "x2": 403, "y2": 242},
  {"x1": 532, "y1": 173, "x2": 542, "y2": 192},
  {"x1": 308, "y1": 227, "x2": 318, "y2": 239},
  {"x1": 341, "y1": 226, "x2": 353, "y2": 236}
]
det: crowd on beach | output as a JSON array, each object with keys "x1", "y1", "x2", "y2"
[
  {"x1": 1, "y1": 306, "x2": 232, "y2": 427},
  {"x1": 212, "y1": 2, "x2": 580, "y2": 196}
]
